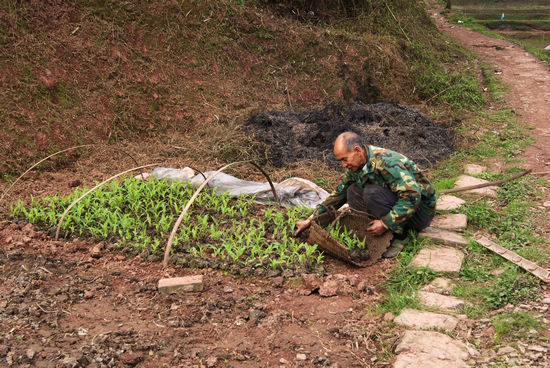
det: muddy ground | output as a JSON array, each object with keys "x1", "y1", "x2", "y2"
[
  {"x1": 246, "y1": 103, "x2": 454, "y2": 169},
  {"x1": 0, "y1": 220, "x2": 401, "y2": 368}
]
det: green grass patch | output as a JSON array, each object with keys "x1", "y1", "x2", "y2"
[
  {"x1": 492, "y1": 311, "x2": 547, "y2": 344},
  {"x1": 10, "y1": 177, "x2": 323, "y2": 275}
]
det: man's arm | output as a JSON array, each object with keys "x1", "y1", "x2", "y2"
[
  {"x1": 294, "y1": 173, "x2": 352, "y2": 237},
  {"x1": 380, "y1": 165, "x2": 422, "y2": 234}
]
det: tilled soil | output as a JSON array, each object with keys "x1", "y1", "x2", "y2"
[
  {"x1": 246, "y1": 103, "x2": 454, "y2": 169},
  {"x1": 0, "y1": 220, "x2": 399, "y2": 368}
]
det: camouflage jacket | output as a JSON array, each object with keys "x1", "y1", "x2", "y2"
[{"x1": 317, "y1": 145, "x2": 436, "y2": 234}]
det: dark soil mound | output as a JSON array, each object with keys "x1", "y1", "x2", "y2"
[{"x1": 246, "y1": 103, "x2": 453, "y2": 169}]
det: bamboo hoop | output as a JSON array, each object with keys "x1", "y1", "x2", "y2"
[
  {"x1": 163, "y1": 160, "x2": 280, "y2": 267},
  {"x1": 55, "y1": 163, "x2": 160, "y2": 240},
  {"x1": 0, "y1": 144, "x2": 93, "y2": 204}
]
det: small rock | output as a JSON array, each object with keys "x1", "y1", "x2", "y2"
[
  {"x1": 223, "y1": 287, "x2": 234, "y2": 293},
  {"x1": 528, "y1": 345, "x2": 549, "y2": 353},
  {"x1": 134, "y1": 173, "x2": 150, "y2": 180},
  {"x1": 90, "y1": 244, "x2": 103, "y2": 258},
  {"x1": 542, "y1": 297, "x2": 550, "y2": 304},
  {"x1": 249, "y1": 309, "x2": 265, "y2": 321},
  {"x1": 279, "y1": 358, "x2": 289, "y2": 364},
  {"x1": 77, "y1": 328, "x2": 87, "y2": 336},
  {"x1": 119, "y1": 351, "x2": 141, "y2": 366},
  {"x1": 296, "y1": 353, "x2": 307, "y2": 361},
  {"x1": 357, "y1": 281, "x2": 373, "y2": 293},
  {"x1": 83, "y1": 290, "x2": 94, "y2": 299},
  {"x1": 205, "y1": 356, "x2": 218, "y2": 367},
  {"x1": 319, "y1": 280, "x2": 339, "y2": 297},
  {"x1": 383, "y1": 312, "x2": 394, "y2": 321},
  {"x1": 497, "y1": 346, "x2": 517, "y2": 355},
  {"x1": 464, "y1": 164, "x2": 486, "y2": 175},
  {"x1": 26, "y1": 345, "x2": 39, "y2": 360},
  {"x1": 543, "y1": 201, "x2": 550, "y2": 208},
  {"x1": 272, "y1": 277, "x2": 284, "y2": 288},
  {"x1": 302, "y1": 273, "x2": 322, "y2": 291},
  {"x1": 528, "y1": 329, "x2": 538, "y2": 335},
  {"x1": 68, "y1": 179, "x2": 82, "y2": 188}
]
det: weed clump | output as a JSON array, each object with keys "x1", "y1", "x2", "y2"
[{"x1": 10, "y1": 178, "x2": 323, "y2": 276}]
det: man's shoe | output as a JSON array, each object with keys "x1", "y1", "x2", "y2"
[{"x1": 382, "y1": 239, "x2": 405, "y2": 258}]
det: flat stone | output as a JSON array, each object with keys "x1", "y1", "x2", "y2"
[
  {"x1": 543, "y1": 201, "x2": 550, "y2": 208},
  {"x1": 419, "y1": 227, "x2": 469, "y2": 247},
  {"x1": 394, "y1": 309, "x2": 459, "y2": 331},
  {"x1": 418, "y1": 291, "x2": 466, "y2": 312},
  {"x1": 430, "y1": 214, "x2": 468, "y2": 231},
  {"x1": 318, "y1": 280, "x2": 339, "y2": 297},
  {"x1": 497, "y1": 346, "x2": 517, "y2": 355},
  {"x1": 393, "y1": 352, "x2": 468, "y2": 368},
  {"x1": 422, "y1": 277, "x2": 455, "y2": 294},
  {"x1": 396, "y1": 330, "x2": 474, "y2": 361},
  {"x1": 542, "y1": 297, "x2": 550, "y2": 304},
  {"x1": 158, "y1": 275, "x2": 203, "y2": 294},
  {"x1": 436, "y1": 195, "x2": 465, "y2": 211},
  {"x1": 410, "y1": 247, "x2": 464, "y2": 274},
  {"x1": 464, "y1": 164, "x2": 486, "y2": 175},
  {"x1": 454, "y1": 175, "x2": 497, "y2": 197}
]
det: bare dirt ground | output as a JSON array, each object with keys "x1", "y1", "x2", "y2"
[
  {"x1": 0, "y1": 220, "x2": 399, "y2": 368},
  {"x1": 431, "y1": 9, "x2": 550, "y2": 179}
]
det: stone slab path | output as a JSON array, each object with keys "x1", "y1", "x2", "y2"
[
  {"x1": 430, "y1": 214, "x2": 468, "y2": 231},
  {"x1": 454, "y1": 175, "x2": 498, "y2": 197},
  {"x1": 436, "y1": 195, "x2": 465, "y2": 211},
  {"x1": 394, "y1": 309, "x2": 459, "y2": 331},
  {"x1": 410, "y1": 246, "x2": 464, "y2": 274},
  {"x1": 418, "y1": 291, "x2": 466, "y2": 312},
  {"x1": 419, "y1": 227, "x2": 469, "y2": 247}
]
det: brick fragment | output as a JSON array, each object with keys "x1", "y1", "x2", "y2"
[{"x1": 158, "y1": 275, "x2": 203, "y2": 294}]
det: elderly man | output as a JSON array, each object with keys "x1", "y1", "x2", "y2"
[{"x1": 295, "y1": 131, "x2": 436, "y2": 258}]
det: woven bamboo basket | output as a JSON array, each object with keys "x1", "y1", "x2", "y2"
[{"x1": 306, "y1": 210, "x2": 393, "y2": 267}]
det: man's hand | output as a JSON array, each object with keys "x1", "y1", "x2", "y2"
[
  {"x1": 367, "y1": 219, "x2": 387, "y2": 236},
  {"x1": 294, "y1": 219, "x2": 312, "y2": 237}
]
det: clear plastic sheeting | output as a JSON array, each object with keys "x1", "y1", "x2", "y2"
[
  {"x1": 147, "y1": 167, "x2": 328, "y2": 209},
  {"x1": 150, "y1": 167, "x2": 195, "y2": 182},
  {"x1": 190, "y1": 171, "x2": 329, "y2": 209}
]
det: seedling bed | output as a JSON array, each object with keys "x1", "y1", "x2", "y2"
[{"x1": 10, "y1": 177, "x2": 325, "y2": 276}]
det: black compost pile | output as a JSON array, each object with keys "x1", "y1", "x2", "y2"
[{"x1": 246, "y1": 103, "x2": 454, "y2": 169}]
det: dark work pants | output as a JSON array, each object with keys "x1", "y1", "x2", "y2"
[{"x1": 347, "y1": 183, "x2": 432, "y2": 238}]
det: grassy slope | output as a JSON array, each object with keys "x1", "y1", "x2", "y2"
[{"x1": 0, "y1": 0, "x2": 480, "y2": 175}]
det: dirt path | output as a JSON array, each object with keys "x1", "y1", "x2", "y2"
[{"x1": 431, "y1": 11, "x2": 550, "y2": 176}]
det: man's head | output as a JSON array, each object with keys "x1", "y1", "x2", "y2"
[{"x1": 333, "y1": 132, "x2": 367, "y2": 172}]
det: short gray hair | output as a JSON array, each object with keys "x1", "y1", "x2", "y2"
[{"x1": 339, "y1": 132, "x2": 364, "y2": 152}]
